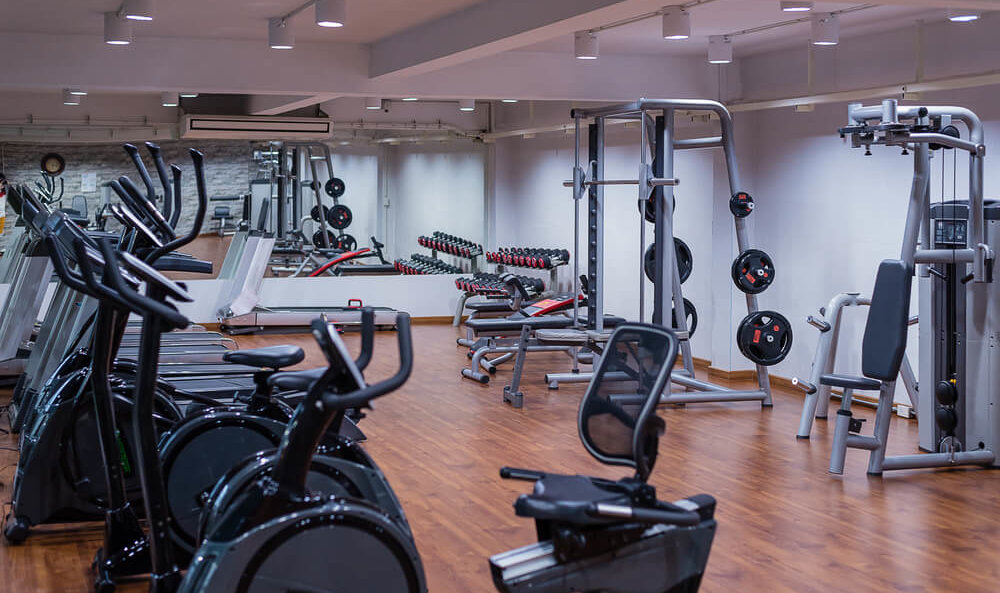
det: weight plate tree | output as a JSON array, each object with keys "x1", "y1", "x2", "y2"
[
  {"x1": 644, "y1": 238, "x2": 692, "y2": 284},
  {"x1": 312, "y1": 229, "x2": 336, "y2": 248},
  {"x1": 736, "y1": 311, "x2": 793, "y2": 366},
  {"x1": 326, "y1": 204, "x2": 353, "y2": 230},
  {"x1": 731, "y1": 249, "x2": 775, "y2": 294}
]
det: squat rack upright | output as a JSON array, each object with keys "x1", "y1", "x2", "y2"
[{"x1": 555, "y1": 98, "x2": 779, "y2": 406}]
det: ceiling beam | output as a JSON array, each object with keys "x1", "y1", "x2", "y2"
[
  {"x1": 248, "y1": 94, "x2": 342, "y2": 115},
  {"x1": 368, "y1": 0, "x2": 663, "y2": 79}
]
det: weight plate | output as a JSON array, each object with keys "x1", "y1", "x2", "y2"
[
  {"x1": 310, "y1": 205, "x2": 330, "y2": 223},
  {"x1": 729, "y1": 191, "x2": 754, "y2": 218},
  {"x1": 736, "y1": 310, "x2": 793, "y2": 366},
  {"x1": 672, "y1": 297, "x2": 698, "y2": 338},
  {"x1": 638, "y1": 193, "x2": 676, "y2": 224},
  {"x1": 731, "y1": 249, "x2": 775, "y2": 295},
  {"x1": 326, "y1": 204, "x2": 353, "y2": 230},
  {"x1": 643, "y1": 238, "x2": 692, "y2": 284},
  {"x1": 312, "y1": 229, "x2": 336, "y2": 248},
  {"x1": 334, "y1": 233, "x2": 357, "y2": 251},
  {"x1": 324, "y1": 177, "x2": 346, "y2": 199}
]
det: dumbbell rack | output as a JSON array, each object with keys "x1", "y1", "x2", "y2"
[
  {"x1": 489, "y1": 247, "x2": 568, "y2": 297},
  {"x1": 452, "y1": 246, "x2": 569, "y2": 326},
  {"x1": 418, "y1": 231, "x2": 482, "y2": 274}
]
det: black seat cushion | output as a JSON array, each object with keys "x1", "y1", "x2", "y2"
[
  {"x1": 465, "y1": 301, "x2": 514, "y2": 313},
  {"x1": 466, "y1": 315, "x2": 575, "y2": 333},
  {"x1": 223, "y1": 345, "x2": 304, "y2": 369},
  {"x1": 514, "y1": 474, "x2": 629, "y2": 526},
  {"x1": 269, "y1": 366, "x2": 324, "y2": 391},
  {"x1": 820, "y1": 373, "x2": 882, "y2": 391}
]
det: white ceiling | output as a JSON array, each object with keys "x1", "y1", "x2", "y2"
[
  {"x1": 0, "y1": 0, "x2": 488, "y2": 44},
  {"x1": 519, "y1": 2, "x2": 941, "y2": 57}
]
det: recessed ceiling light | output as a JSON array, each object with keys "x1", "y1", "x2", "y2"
[
  {"x1": 780, "y1": 1, "x2": 813, "y2": 12},
  {"x1": 123, "y1": 0, "x2": 154, "y2": 21},
  {"x1": 574, "y1": 31, "x2": 598, "y2": 59},
  {"x1": 67, "y1": 88, "x2": 88, "y2": 96},
  {"x1": 365, "y1": 97, "x2": 383, "y2": 110},
  {"x1": 708, "y1": 35, "x2": 732, "y2": 64},
  {"x1": 501, "y1": 99, "x2": 519, "y2": 103},
  {"x1": 161, "y1": 91, "x2": 179, "y2": 107},
  {"x1": 402, "y1": 97, "x2": 419, "y2": 101},
  {"x1": 947, "y1": 9, "x2": 981, "y2": 22},
  {"x1": 459, "y1": 99, "x2": 476, "y2": 112},
  {"x1": 104, "y1": 12, "x2": 133, "y2": 45},
  {"x1": 662, "y1": 7, "x2": 690, "y2": 40},
  {"x1": 62, "y1": 89, "x2": 81, "y2": 106},
  {"x1": 316, "y1": 0, "x2": 346, "y2": 27},
  {"x1": 811, "y1": 13, "x2": 839, "y2": 45},
  {"x1": 268, "y1": 18, "x2": 294, "y2": 49},
  {"x1": 179, "y1": 92, "x2": 199, "y2": 98}
]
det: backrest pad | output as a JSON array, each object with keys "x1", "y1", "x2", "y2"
[{"x1": 862, "y1": 259, "x2": 912, "y2": 381}]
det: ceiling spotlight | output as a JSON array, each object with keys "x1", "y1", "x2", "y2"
[
  {"x1": 268, "y1": 18, "x2": 294, "y2": 49},
  {"x1": 780, "y1": 1, "x2": 813, "y2": 12},
  {"x1": 104, "y1": 12, "x2": 133, "y2": 45},
  {"x1": 662, "y1": 7, "x2": 690, "y2": 40},
  {"x1": 123, "y1": 0, "x2": 154, "y2": 21},
  {"x1": 501, "y1": 99, "x2": 519, "y2": 103},
  {"x1": 574, "y1": 31, "x2": 599, "y2": 60},
  {"x1": 459, "y1": 99, "x2": 476, "y2": 112},
  {"x1": 401, "y1": 97, "x2": 419, "y2": 101},
  {"x1": 316, "y1": 0, "x2": 346, "y2": 27},
  {"x1": 812, "y1": 13, "x2": 839, "y2": 45},
  {"x1": 161, "y1": 92, "x2": 179, "y2": 107},
  {"x1": 708, "y1": 35, "x2": 732, "y2": 64},
  {"x1": 67, "y1": 88, "x2": 87, "y2": 96},
  {"x1": 947, "y1": 9, "x2": 981, "y2": 22},
  {"x1": 365, "y1": 97, "x2": 383, "y2": 110},
  {"x1": 62, "y1": 90, "x2": 82, "y2": 106}
]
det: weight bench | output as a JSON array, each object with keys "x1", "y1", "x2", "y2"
[
  {"x1": 457, "y1": 299, "x2": 518, "y2": 349},
  {"x1": 212, "y1": 205, "x2": 232, "y2": 236},
  {"x1": 461, "y1": 314, "x2": 578, "y2": 394}
]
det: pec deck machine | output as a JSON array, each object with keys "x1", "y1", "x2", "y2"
[{"x1": 800, "y1": 99, "x2": 998, "y2": 474}]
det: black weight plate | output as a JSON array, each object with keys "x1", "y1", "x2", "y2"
[
  {"x1": 334, "y1": 233, "x2": 357, "y2": 251},
  {"x1": 672, "y1": 297, "x2": 698, "y2": 338},
  {"x1": 312, "y1": 229, "x2": 336, "y2": 248},
  {"x1": 731, "y1": 249, "x2": 775, "y2": 295},
  {"x1": 310, "y1": 205, "x2": 330, "y2": 223},
  {"x1": 736, "y1": 310, "x2": 793, "y2": 366},
  {"x1": 324, "y1": 177, "x2": 346, "y2": 198},
  {"x1": 639, "y1": 193, "x2": 676, "y2": 224},
  {"x1": 326, "y1": 204, "x2": 353, "y2": 230},
  {"x1": 643, "y1": 238, "x2": 692, "y2": 284},
  {"x1": 729, "y1": 191, "x2": 754, "y2": 218}
]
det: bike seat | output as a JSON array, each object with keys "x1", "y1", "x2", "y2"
[
  {"x1": 820, "y1": 373, "x2": 882, "y2": 391},
  {"x1": 514, "y1": 474, "x2": 630, "y2": 526},
  {"x1": 223, "y1": 345, "x2": 304, "y2": 369},
  {"x1": 268, "y1": 366, "x2": 324, "y2": 391}
]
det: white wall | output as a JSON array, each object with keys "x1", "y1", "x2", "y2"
[{"x1": 385, "y1": 142, "x2": 488, "y2": 267}]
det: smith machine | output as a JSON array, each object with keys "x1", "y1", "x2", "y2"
[{"x1": 539, "y1": 99, "x2": 792, "y2": 406}]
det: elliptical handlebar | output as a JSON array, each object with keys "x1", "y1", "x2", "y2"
[
  {"x1": 95, "y1": 238, "x2": 191, "y2": 330},
  {"x1": 43, "y1": 235, "x2": 92, "y2": 296},
  {"x1": 355, "y1": 307, "x2": 375, "y2": 371},
  {"x1": 117, "y1": 175, "x2": 175, "y2": 242},
  {"x1": 320, "y1": 313, "x2": 413, "y2": 411},
  {"x1": 146, "y1": 149, "x2": 208, "y2": 264},
  {"x1": 145, "y1": 142, "x2": 174, "y2": 226}
]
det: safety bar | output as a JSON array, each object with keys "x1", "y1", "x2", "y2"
[{"x1": 562, "y1": 178, "x2": 679, "y2": 187}]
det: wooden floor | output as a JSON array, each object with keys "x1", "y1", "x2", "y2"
[{"x1": 2, "y1": 324, "x2": 999, "y2": 592}]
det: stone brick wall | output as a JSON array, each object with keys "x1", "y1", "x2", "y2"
[{"x1": 0, "y1": 140, "x2": 254, "y2": 249}]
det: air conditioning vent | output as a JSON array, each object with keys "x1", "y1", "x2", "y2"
[{"x1": 181, "y1": 115, "x2": 332, "y2": 140}]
